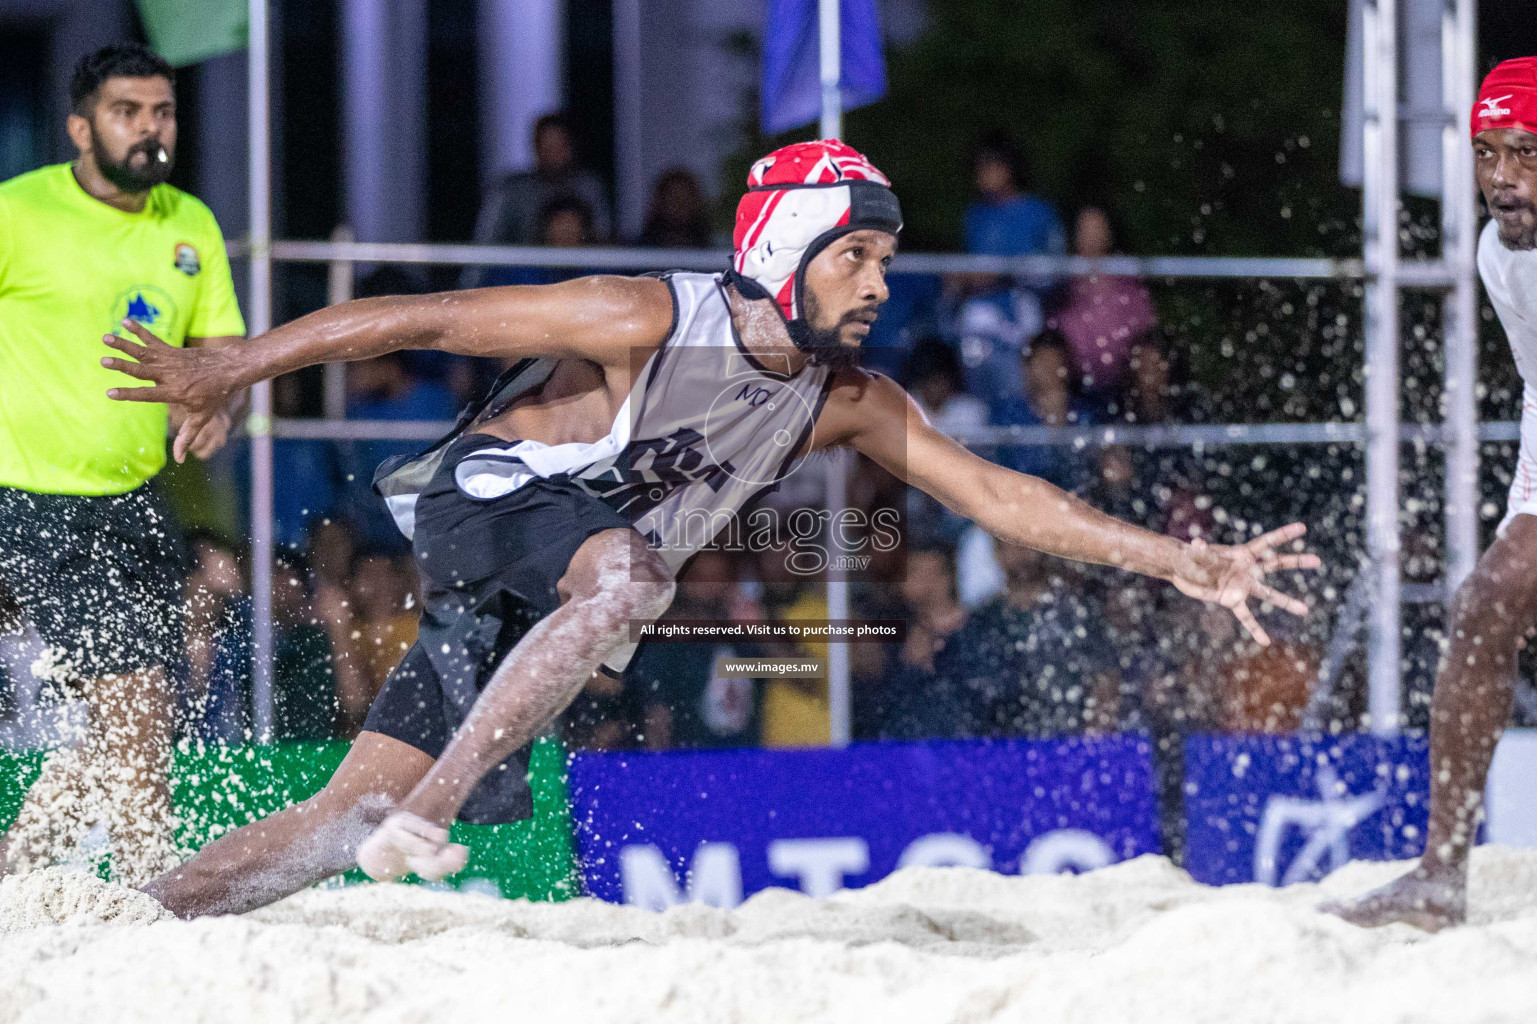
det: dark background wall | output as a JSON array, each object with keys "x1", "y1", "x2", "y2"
[{"x1": 3, "y1": 0, "x2": 1537, "y2": 252}]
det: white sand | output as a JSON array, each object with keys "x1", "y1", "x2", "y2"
[
  {"x1": 2, "y1": 848, "x2": 1536, "y2": 1023},
  {"x1": 0, "y1": 868, "x2": 171, "y2": 930}
]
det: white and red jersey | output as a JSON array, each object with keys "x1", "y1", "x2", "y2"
[{"x1": 1477, "y1": 218, "x2": 1537, "y2": 530}]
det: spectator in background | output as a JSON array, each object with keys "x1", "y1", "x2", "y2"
[
  {"x1": 637, "y1": 168, "x2": 713, "y2": 249},
  {"x1": 180, "y1": 532, "x2": 246, "y2": 741},
  {"x1": 1219, "y1": 627, "x2": 1320, "y2": 733},
  {"x1": 340, "y1": 351, "x2": 457, "y2": 550},
  {"x1": 758, "y1": 543, "x2": 831, "y2": 748},
  {"x1": 630, "y1": 550, "x2": 763, "y2": 750},
  {"x1": 945, "y1": 131, "x2": 1065, "y2": 404},
  {"x1": 846, "y1": 455, "x2": 912, "y2": 739},
  {"x1": 1046, "y1": 206, "x2": 1158, "y2": 415},
  {"x1": 452, "y1": 195, "x2": 605, "y2": 415},
  {"x1": 954, "y1": 331, "x2": 1098, "y2": 605},
  {"x1": 268, "y1": 553, "x2": 353, "y2": 741},
  {"x1": 180, "y1": 535, "x2": 353, "y2": 743},
  {"x1": 904, "y1": 339, "x2": 987, "y2": 548},
  {"x1": 906, "y1": 338, "x2": 988, "y2": 438},
  {"x1": 539, "y1": 193, "x2": 595, "y2": 249},
  {"x1": 465, "y1": 112, "x2": 611, "y2": 267},
  {"x1": 455, "y1": 119, "x2": 609, "y2": 397},
  {"x1": 897, "y1": 544, "x2": 969, "y2": 674},
  {"x1": 267, "y1": 372, "x2": 344, "y2": 551},
  {"x1": 481, "y1": 194, "x2": 597, "y2": 291},
  {"x1": 307, "y1": 517, "x2": 357, "y2": 594},
  {"x1": 345, "y1": 550, "x2": 420, "y2": 736},
  {"x1": 1125, "y1": 334, "x2": 1173, "y2": 426},
  {"x1": 849, "y1": 581, "x2": 905, "y2": 740},
  {"x1": 989, "y1": 329, "x2": 1096, "y2": 492},
  {"x1": 948, "y1": 276, "x2": 1041, "y2": 406},
  {"x1": 936, "y1": 541, "x2": 1119, "y2": 738},
  {"x1": 965, "y1": 130, "x2": 1065, "y2": 260},
  {"x1": 1083, "y1": 339, "x2": 1214, "y2": 549},
  {"x1": 878, "y1": 543, "x2": 969, "y2": 740}
]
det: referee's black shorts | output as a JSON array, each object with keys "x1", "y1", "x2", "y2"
[{"x1": 0, "y1": 482, "x2": 189, "y2": 683}]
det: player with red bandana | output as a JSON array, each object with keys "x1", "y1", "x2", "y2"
[
  {"x1": 101, "y1": 140, "x2": 1319, "y2": 917},
  {"x1": 1326, "y1": 58, "x2": 1537, "y2": 931}
]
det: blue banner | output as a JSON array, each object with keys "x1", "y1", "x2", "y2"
[
  {"x1": 568, "y1": 736, "x2": 1159, "y2": 908},
  {"x1": 1183, "y1": 733, "x2": 1431, "y2": 886},
  {"x1": 762, "y1": 0, "x2": 888, "y2": 135}
]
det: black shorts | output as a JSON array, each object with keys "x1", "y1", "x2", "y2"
[
  {"x1": 362, "y1": 433, "x2": 633, "y2": 824},
  {"x1": 0, "y1": 482, "x2": 188, "y2": 682}
]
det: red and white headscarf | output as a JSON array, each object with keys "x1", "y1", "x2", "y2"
[
  {"x1": 1475, "y1": 57, "x2": 1537, "y2": 141},
  {"x1": 730, "y1": 140, "x2": 902, "y2": 329}
]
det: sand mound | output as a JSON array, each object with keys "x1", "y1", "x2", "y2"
[
  {"x1": 1, "y1": 849, "x2": 1535, "y2": 1022},
  {"x1": 0, "y1": 868, "x2": 172, "y2": 931}
]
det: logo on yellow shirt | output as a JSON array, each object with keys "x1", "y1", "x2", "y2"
[
  {"x1": 174, "y1": 242, "x2": 201, "y2": 277},
  {"x1": 110, "y1": 284, "x2": 179, "y2": 337}
]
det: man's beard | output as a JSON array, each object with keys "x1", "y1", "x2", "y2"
[
  {"x1": 798, "y1": 291, "x2": 869, "y2": 373},
  {"x1": 1498, "y1": 214, "x2": 1537, "y2": 251},
  {"x1": 92, "y1": 125, "x2": 173, "y2": 193}
]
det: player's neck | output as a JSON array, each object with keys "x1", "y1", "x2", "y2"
[
  {"x1": 725, "y1": 283, "x2": 810, "y2": 376},
  {"x1": 70, "y1": 158, "x2": 151, "y2": 214}
]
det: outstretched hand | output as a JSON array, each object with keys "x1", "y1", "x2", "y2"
[
  {"x1": 102, "y1": 319, "x2": 244, "y2": 463},
  {"x1": 1170, "y1": 522, "x2": 1322, "y2": 646},
  {"x1": 102, "y1": 318, "x2": 243, "y2": 409}
]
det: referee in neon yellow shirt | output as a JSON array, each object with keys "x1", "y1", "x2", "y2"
[{"x1": 0, "y1": 44, "x2": 246, "y2": 884}]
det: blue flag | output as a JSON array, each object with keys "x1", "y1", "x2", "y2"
[{"x1": 761, "y1": 0, "x2": 888, "y2": 136}]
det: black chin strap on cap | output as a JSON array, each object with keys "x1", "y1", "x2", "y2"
[{"x1": 723, "y1": 270, "x2": 819, "y2": 351}]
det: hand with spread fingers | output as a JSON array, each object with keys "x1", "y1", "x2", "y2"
[
  {"x1": 1169, "y1": 522, "x2": 1322, "y2": 646},
  {"x1": 102, "y1": 318, "x2": 245, "y2": 463}
]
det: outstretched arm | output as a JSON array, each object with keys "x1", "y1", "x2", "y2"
[
  {"x1": 818, "y1": 370, "x2": 1321, "y2": 645},
  {"x1": 100, "y1": 275, "x2": 675, "y2": 457}
]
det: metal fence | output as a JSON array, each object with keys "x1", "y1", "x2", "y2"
[
  {"x1": 237, "y1": 243, "x2": 1484, "y2": 746},
  {"x1": 237, "y1": 0, "x2": 1482, "y2": 745}
]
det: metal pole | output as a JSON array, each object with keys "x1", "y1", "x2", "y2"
[
  {"x1": 1441, "y1": 0, "x2": 1479, "y2": 593},
  {"x1": 323, "y1": 224, "x2": 354, "y2": 420},
  {"x1": 260, "y1": 239, "x2": 1387, "y2": 280},
  {"x1": 825, "y1": 454, "x2": 852, "y2": 747},
  {"x1": 248, "y1": 0, "x2": 276, "y2": 742},
  {"x1": 1363, "y1": 0, "x2": 1402, "y2": 736},
  {"x1": 818, "y1": 0, "x2": 841, "y2": 140},
  {"x1": 612, "y1": 0, "x2": 645, "y2": 240},
  {"x1": 817, "y1": 0, "x2": 851, "y2": 745}
]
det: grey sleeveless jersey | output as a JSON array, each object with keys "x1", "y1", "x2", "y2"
[{"x1": 378, "y1": 272, "x2": 835, "y2": 574}]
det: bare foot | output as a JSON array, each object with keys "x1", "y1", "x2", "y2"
[{"x1": 1319, "y1": 863, "x2": 1467, "y2": 932}]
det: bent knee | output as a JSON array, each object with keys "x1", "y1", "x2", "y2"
[
  {"x1": 565, "y1": 530, "x2": 676, "y2": 629},
  {"x1": 625, "y1": 547, "x2": 676, "y2": 618},
  {"x1": 588, "y1": 577, "x2": 675, "y2": 633},
  {"x1": 603, "y1": 535, "x2": 675, "y2": 618}
]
